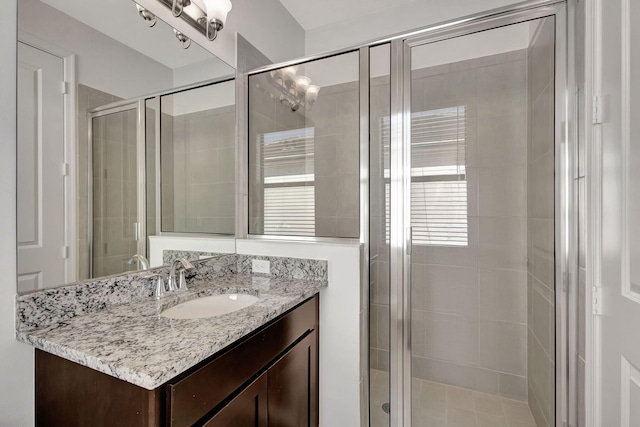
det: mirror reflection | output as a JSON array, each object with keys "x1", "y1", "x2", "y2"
[
  {"x1": 158, "y1": 81, "x2": 236, "y2": 234},
  {"x1": 17, "y1": 0, "x2": 236, "y2": 293}
]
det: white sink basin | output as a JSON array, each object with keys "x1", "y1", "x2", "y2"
[{"x1": 161, "y1": 294, "x2": 259, "y2": 319}]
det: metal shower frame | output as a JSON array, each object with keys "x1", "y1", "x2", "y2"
[{"x1": 242, "y1": 0, "x2": 577, "y2": 426}]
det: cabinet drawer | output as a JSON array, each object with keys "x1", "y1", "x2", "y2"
[{"x1": 167, "y1": 295, "x2": 318, "y2": 427}]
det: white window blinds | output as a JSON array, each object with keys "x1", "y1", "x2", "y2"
[
  {"x1": 261, "y1": 128, "x2": 315, "y2": 236},
  {"x1": 383, "y1": 106, "x2": 468, "y2": 246}
]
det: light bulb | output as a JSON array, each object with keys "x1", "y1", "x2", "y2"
[
  {"x1": 295, "y1": 76, "x2": 311, "y2": 91},
  {"x1": 282, "y1": 66, "x2": 298, "y2": 81},
  {"x1": 306, "y1": 85, "x2": 320, "y2": 103},
  {"x1": 203, "y1": 0, "x2": 232, "y2": 25}
]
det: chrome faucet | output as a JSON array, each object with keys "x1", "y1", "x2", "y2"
[
  {"x1": 128, "y1": 254, "x2": 150, "y2": 270},
  {"x1": 142, "y1": 273, "x2": 166, "y2": 300},
  {"x1": 168, "y1": 258, "x2": 195, "y2": 292}
]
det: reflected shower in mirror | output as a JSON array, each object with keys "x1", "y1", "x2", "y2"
[
  {"x1": 16, "y1": 0, "x2": 236, "y2": 293},
  {"x1": 158, "y1": 81, "x2": 236, "y2": 235}
]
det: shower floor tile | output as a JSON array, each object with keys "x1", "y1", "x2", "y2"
[{"x1": 369, "y1": 369, "x2": 537, "y2": 427}]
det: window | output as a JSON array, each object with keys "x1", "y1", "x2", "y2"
[
  {"x1": 383, "y1": 106, "x2": 468, "y2": 246},
  {"x1": 260, "y1": 128, "x2": 315, "y2": 236}
]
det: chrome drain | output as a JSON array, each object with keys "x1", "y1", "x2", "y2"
[{"x1": 382, "y1": 403, "x2": 390, "y2": 414}]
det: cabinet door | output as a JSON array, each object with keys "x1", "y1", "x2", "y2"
[
  {"x1": 268, "y1": 332, "x2": 318, "y2": 427},
  {"x1": 202, "y1": 372, "x2": 267, "y2": 427}
]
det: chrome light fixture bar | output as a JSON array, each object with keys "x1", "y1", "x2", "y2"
[
  {"x1": 134, "y1": 2, "x2": 195, "y2": 48},
  {"x1": 152, "y1": 0, "x2": 232, "y2": 42}
]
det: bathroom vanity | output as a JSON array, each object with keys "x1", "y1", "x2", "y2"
[
  {"x1": 17, "y1": 255, "x2": 326, "y2": 427},
  {"x1": 35, "y1": 296, "x2": 318, "y2": 427}
]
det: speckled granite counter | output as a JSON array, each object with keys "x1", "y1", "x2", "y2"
[{"x1": 16, "y1": 255, "x2": 327, "y2": 390}]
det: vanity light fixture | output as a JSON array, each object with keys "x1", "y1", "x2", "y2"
[
  {"x1": 171, "y1": 0, "x2": 190, "y2": 17},
  {"x1": 134, "y1": 3, "x2": 193, "y2": 49},
  {"x1": 265, "y1": 67, "x2": 321, "y2": 112},
  {"x1": 136, "y1": 4, "x2": 157, "y2": 27},
  {"x1": 140, "y1": 0, "x2": 231, "y2": 43},
  {"x1": 192, "y1": 0, "x2": 232, "y2": 41}
]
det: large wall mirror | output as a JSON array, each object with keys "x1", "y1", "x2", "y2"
[{"x1": 17, "y1": 0, "x2": 236, "y2": 293}]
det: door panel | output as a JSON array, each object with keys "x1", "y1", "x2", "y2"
[
  {"x1": 17, "y1": 42, "x2": 65, "y2": 292},
  {"x1": 598, "y1": 0, "x2": 640, "y2": 424},
  {"x1": 404, "y1": 18, "x2": 556, "y2": 427},
  {"x1": 369, "y1": 42, "x2": 392, "y2": 427}
]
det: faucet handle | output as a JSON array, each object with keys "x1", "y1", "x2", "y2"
[
  {"x1": 142, "y1": 273, "x2": 166, "y2": 300},
  {"x1": 177, "y1": 270, "x2": 189, "y2": 292}
]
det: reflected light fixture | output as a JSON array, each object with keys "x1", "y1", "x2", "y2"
[
  {"x1": 265, "y1": 67, "x2": 320, "y2": 112},
  {"x1": 135, "y1": 0, "x2": 232, "y2": 43}
]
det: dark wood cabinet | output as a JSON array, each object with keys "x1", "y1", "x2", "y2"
[
  {"x1": 268, "y1": 333, "x2": 318, "y2": 427},
  {"x1": 35, "y1": 295, "x2": 319, "y2": 427},
  {"x1": 202, "y1": 372, "x2": 267, "y2": 427}
]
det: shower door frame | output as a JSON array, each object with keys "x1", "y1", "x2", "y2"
[
  {"x1": 239, "y1": 1, "x2": 577, "y2": 425},
  {"x1": 87, "y1": 100, "x2": 147, "y2": 278},
  {"x1": 387, "y1": 2, "x2": 576, "y2": 427}
]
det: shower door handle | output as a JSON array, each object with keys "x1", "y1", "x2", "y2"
[
  {"x1": 133, "y1": 223, "x2": 140, "y2": 241},
  {"x1": 406, "y1": 227, "x2": 412, "y2": 256}
]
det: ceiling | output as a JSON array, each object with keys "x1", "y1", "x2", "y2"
[{"x1": 277, "y1": 0, "x2": 419, "y2": 30}]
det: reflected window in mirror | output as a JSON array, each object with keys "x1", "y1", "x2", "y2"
[{"x1": 248, "y1": 51, "x2": 360, "y2": 239}]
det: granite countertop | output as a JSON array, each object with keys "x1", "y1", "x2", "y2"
[{"x1": 17, "y1": 272, "x2": 326, "y2": 390}]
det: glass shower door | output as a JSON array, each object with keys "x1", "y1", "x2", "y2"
[
  {"x1": 405, "y1": 17, "x2": 557, "y2": 427},
  {"x1": 90, "y1": 105, "x2": 145, "y2": 278},
  {"x1": 369, "y1": 43, "x2": 392, "y2": 427}
]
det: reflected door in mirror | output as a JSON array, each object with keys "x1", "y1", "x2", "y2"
[{"x1": 17, "y1": 42, "x2": 67, "y2": 292}]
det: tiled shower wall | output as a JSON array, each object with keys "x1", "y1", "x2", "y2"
[
  {"x1": 160, "y1": 111, "x2": 175, "y2": 232},
  {"x1": 161, "y1": 105, "x2": 236, "y2": 234},
  {"x1": 527, "y1": 17, "x2": 556, "y2": 427},
  {"x1": 304, "y1": 81, "x2": 360, "y2": 237},
  {"x1": 145, "y1": 105, "x2": 157, "y2": 240},
  {"x1": 370, "y1": 67, "x2": 390, "y2": 374},
  {"x1": 76, "y1": 84, "x2": 123, "y2": 281},
  {"x1": 371, "y1": 49, "x2": 532, "y2": 401}
]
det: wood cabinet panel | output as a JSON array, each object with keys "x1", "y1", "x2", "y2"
[
  {"x1": 202, "y1": 372, "x2": 267, "y2": 427},
  {"x1": 35, "y1": 350, "x2": 162, "y2": 427},
  {"x1": 267, "y1": 332, "x2": 318, "y2": 427}
]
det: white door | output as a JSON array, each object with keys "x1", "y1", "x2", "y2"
[
  {"x1": 17, "y1": 42, "x2": 66, "y2": 292},
  {"x1": 597, "y1": 0, "x2": 640, "y2": 425}
]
